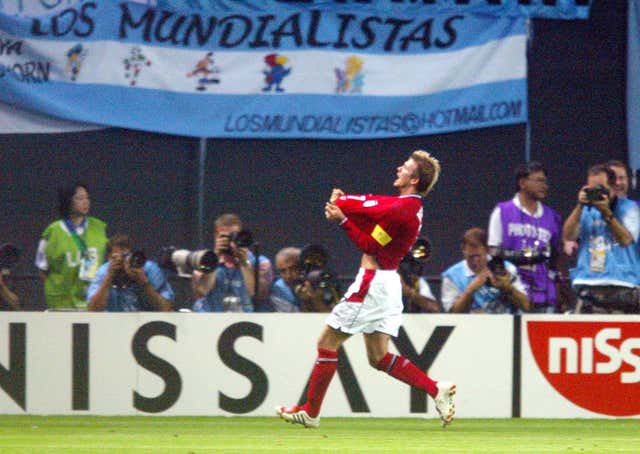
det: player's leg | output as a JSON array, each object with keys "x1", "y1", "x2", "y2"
[
  {"x1": 276, "y1": 325, "x2": 350, "y2": 427},
  {"x1": 365, "y1": 331, "x2": 456, "y2": 427}
]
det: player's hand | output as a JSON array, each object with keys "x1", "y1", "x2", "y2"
[
  {"x1": 325, "y1": 202, "x2": 346, "y2": 222},
  {"x1": 329, "y1": 188, "x2": 344, "y2": 204}
]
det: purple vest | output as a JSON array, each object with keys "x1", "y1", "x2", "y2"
[{"x1": 498, "y1": 200, "x2": 562, "y2": 306}]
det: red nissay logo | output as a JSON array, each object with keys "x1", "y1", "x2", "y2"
[{"x1": 527, "y1": 321, "x2": 640, "y2": 416}]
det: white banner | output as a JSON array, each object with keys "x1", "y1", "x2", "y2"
[{"x1": 0, "y1": 313, "x2": 512, "y2": 417}]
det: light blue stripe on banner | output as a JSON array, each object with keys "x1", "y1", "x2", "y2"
[
  {"x1": 0, "y1": 78, "x2": 526, "y2": 138},
  {"x1": 0, "y1": 1, "x2": 525, "y2": 55}
]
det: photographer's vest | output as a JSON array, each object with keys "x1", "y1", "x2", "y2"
[
  {"x1": 442, "y1": 259, "x2": 517, "y2": 314},
  {"x1": 571, "y1": 199, "x2": 640, "y2": 287},
  {"x1": 497, "y1": 200, "x2": 561, "y2": 306},
  {"x1": 41, "y1": 217, "x2": 107, "y2": 309}
]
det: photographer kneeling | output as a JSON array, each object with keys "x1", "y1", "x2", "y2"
[
  {"x1": 562, "y1": 164, "x2": 640, "y2": 314},
  {"x1": 441, "y1": 228, "x2": 530, "y2": 314},
  {"x1": 87, "y1": 234, "x2": 174, "y2": 312}
]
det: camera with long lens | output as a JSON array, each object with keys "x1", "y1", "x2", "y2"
[
  {"x1": 297, "y1": 244, "x2": 331, "y2": 287},
  {"x1": 0, "y1": 243, "x2": 21, "y2": 271},
  {"x1": 295, "y1": 244, "x2": 339, "y2": 306},
  {"x1": 398, "y1": 237, "x2": 431, "y2": 284},
  {"x1": 159, "y1": 246, "x2": 218, "y2": 278},
  {"x1": 220, "y1": 230, "x2": 254, "y2": 254},
  {"x1": 584, "y1": 184, "x2": 608, "y2": 204},
  {"x1": 488, "y1": 243, "x2": 551, "y2": 267}
]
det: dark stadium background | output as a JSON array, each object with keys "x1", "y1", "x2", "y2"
[{"x1": 0, "y1": 1, "x2": 629, "y2": 309}]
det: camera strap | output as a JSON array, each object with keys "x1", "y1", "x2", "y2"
[
  {"x1": 64, "y1": 218, "x2": 97, "y2": 282},
  {"x1": 63, "y1": 218, "x2": 89, "y2": 255}
]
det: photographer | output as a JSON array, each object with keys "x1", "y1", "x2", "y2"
[
  {"x1": 0, "y1": 243, "x2": 21, "y2": 311},
  {"x1": 562, "y1": 164, "x2": 640, "y2": 313},
  {"x1": 87, "y1": 234, "x2": 174, "y2": 312},
  {"x1": 291, "y1": 244, "x2": 339, "y2": 313},
  {"x1": 191, "y1": 213, "x2": 273, "y2": 312},
  {"x1": 398, "y1": 238, "x2": 440, "y2": 313},
  {"x1": 488, "y1": 162, "x2": 562, "y2": 313},
  {"x1": 270, "y1": 247, "x2": 303, "y2": 312},
  {"x1": 0, "y1": 272, "x2": 20, "y2": 311},
  {"x1": 441, "y1": 228, "x2": 530, "y2": 314}
]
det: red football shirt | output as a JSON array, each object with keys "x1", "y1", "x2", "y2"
[{"x1": 335, "y1": 193, "x2": 423, "y2": 270}]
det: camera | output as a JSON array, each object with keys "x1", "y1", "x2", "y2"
[
  {"x1": 297, "y1": 244, "x2": 331, "y2": 286},
  {"x1": 485, "y1": 255, "x2": 508, "y2": 288},
  {"x1": 220, "y1": 230, "x2": 254, "y2": 254},
  {"x1": 488, "y1": 243, "x2": 551, "y2": 267},
  {"x1": 160, "y1": 247, "x2": 218, "y2": 278},
  {"x1": 0, "y1": 243, "x2": 20, "y2": 270},
  {"x1": 399, "y1": 237, "x2": 431, "y2": 284},
  {"x1": 295, "y1": 244, "x2": 339, "y2": 306},
  {"x1": 110, "y1": 249, "x2": 146, "y2": 289},
  {"x1": 584, "y1": 184, "x2": 608, "y2": 203},
  {"x1": 487, "y1": 255, "x2": 506, "y2": 275},
  {"x1": 126, "y1": 250, "x2": 146, "y2": 268}
]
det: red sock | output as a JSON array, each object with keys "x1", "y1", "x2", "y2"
[
  {"x1": 376, "y1": 352, "x2": 438, "y2": 398},
  {"x1": 301, "y1": 348, "x2": 338, "y2": 418}
]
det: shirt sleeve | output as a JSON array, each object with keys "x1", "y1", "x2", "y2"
[
  {"x1": 147, "y1": 263, "x2": 175, "y2": 302},
  {"x1": 487, "y1": 206, "x2": 502, "y2": 247},
  {"x1": 334, "y1": 195, "x2": 368, "y2": 216},
  {"x1": 86, "y1": 264, "x2": 108, "y2": 302},
  {"x1": 340, "y1": 218, "x2": 381, "y2": 255},
  {"x1": 35, "y1": 239, "x2": 48, "y2": 271},
  {"x1": 621, "y1": 202, "x2": 640, "y2": 243},
  {"x1": 440, "y1": 276, "x2": 462, "y2": 313},
  {"x1": 418, "y1": 277, "x2": 435, "y2": 300},
  {"x1": 506, "y1": 262, "x2": 528, "y2": 295}
]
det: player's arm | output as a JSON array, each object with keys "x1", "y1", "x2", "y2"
[{"x1": 325, "y1": 202, "x2": 380, "y2": 255}]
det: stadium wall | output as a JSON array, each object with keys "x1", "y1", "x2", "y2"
[{"x1": 0, "y1": 313, "x2": 638, "y2": 419}]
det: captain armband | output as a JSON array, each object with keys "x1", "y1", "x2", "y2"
[{"x1": 371, "y1": 224, "x2": 392, "y2": 246}]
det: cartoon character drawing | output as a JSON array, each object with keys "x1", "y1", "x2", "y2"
[
  {"x1": 186, "y1": 52, "x2": 220, "y2": 91},
  {"x1": 262, "y1": 53, "x2": 291, "y2": 93},
  {"x1": 335, "y1": 56, "x2": 364, "y2": 94},
  {"x1": 123, "y1": 46, "x2": 152, "y2": 86},
  {"x1": 65, "y1": 44, "x2": 87, "y2": 81}
]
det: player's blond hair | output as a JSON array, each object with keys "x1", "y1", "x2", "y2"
[{"x1": 411, "y1": 150, "x2": 441, "y2": 196}]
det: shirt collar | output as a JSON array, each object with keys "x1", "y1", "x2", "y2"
[{"x1": 513, "y1": 194, "x2": 543, "y2": 218}]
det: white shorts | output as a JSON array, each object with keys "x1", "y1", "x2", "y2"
[{"x1": 326, "y1": 268, "x2": 403, "y2": 337}]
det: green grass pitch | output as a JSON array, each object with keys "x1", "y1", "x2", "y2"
[{"x1": 0, "y1": 416, "x2": 638, "y2": 453}]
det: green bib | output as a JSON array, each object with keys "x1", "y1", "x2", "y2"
[{"x1": 41, "y1": 217, "x2": 107, "y2": 309}]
